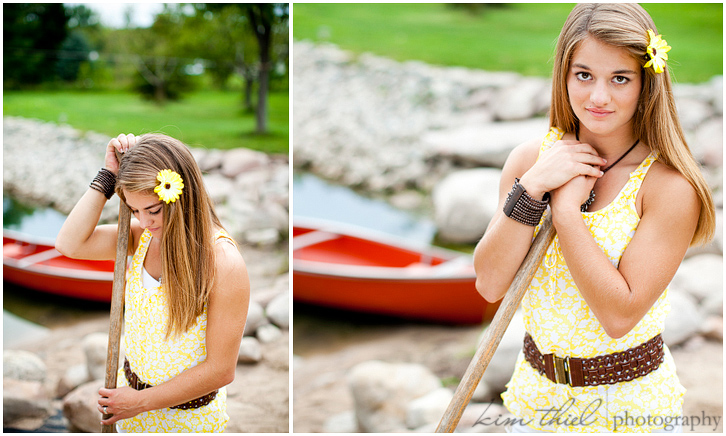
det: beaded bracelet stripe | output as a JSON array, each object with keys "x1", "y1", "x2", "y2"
[
  {"x1": 89, "y1": 168, "x2": 117, "y2": 199},
  {"x1": 503, "y1": 178, "x2": 548, "y2": 226}
]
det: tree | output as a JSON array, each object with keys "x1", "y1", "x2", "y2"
[
  {"x1": 242, "y1": 4, "x2": 289, "y2": 134},
  {"x1": 4, "y1": 3, "x2": 69, "y2": 87}
]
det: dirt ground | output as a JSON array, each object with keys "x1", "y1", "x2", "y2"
[{"x1": 293, "y1": 308, "x2": 723, "y2": 433}]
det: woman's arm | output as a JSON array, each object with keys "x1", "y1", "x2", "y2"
[
  {"x1": 55, "y1": 134, "x2": 138, "y2": 260},
  {"x1": 550, "y1": 165, "x2": 700, "y2": 339},
  {"x1": 474, "y1": 137, "x2": 606, "y2": 302},
  {"x1": 98, "y1": 241, "x2": 251, "y2": 425}
]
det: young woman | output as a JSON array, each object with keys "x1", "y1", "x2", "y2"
[
  {"x1": 56, "y1": 133, "x2": 250, "y2": 432},
  {"x1": 473, "y1": 4, "x2": 714, "y2": 433}
]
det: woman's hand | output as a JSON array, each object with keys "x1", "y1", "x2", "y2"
[
  {"x1": 97, "y1": 386, "x2": 146, "y2": 426},
  {"x1": 519, "y1": 140, "x2": 605, "y2": 199},
  {"x1": 105, "y1": 133, "x2": 136, "y2": 175},
  {"x1": 550, "y1": 174, "x2": 598, "y2": 214}
]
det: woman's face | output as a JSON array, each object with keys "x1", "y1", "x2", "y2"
[
  {"x1": 567, "y1": 37, "x2": 642, "y2": 139},
  {"x1": 124, "y1": 190, "x2": 164, "y2": 239}
]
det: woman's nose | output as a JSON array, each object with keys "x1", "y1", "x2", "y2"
[{"x1": 590, "y1": 81, "x2": 611, "y2": 106}]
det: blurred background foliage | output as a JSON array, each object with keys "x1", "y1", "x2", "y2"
[
  {"x1": 293, "y1": 3, "x2": 722, "y2": 84},
  {"x1": 3, "y1": 3, "x2": 289, "y2": 153}
]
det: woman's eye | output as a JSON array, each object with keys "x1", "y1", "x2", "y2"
[
  {"x1": 149, "y1": 209, "x2": 161, "y2": 216},
  {"x1": 575, "y1": 72, "x2": 591, "y2": 81},
  {"x1": 613, "y1": 76, "x2": 629, "y2": 84}
]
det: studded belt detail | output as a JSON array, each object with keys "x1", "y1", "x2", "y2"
[
  {"x1": 123, "y1": 358, "x2": 218, "y2": 410},
  {"x1": 523, "y1": 332, "x2": 664, "y2": 387}
]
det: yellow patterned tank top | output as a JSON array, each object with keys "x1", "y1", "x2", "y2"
[
  {"x1": 116, "y1": 229, "x2": 236, "y2": 432},
  {"x1": 501, "y1": 128, "x2": 685, "y2": 432}
]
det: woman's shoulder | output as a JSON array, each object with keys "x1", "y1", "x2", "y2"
[
  {"x1": 504, "y1": 134, "x2": 548, "y2": 173},
  {"x1": 641, "y1": 160, "x2": 699, "y2": 211},
  {"x1": 212, "y1": 232, "x2": 248, "y2": 288}
]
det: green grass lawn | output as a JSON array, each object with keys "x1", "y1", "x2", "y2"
[
  {"x1": 293, "y1": 3, "x2": 722, "y2": 83},
  {"x1": 2, "y1": 90, "x2": 289, "y2": 154}
]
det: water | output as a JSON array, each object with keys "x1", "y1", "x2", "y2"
[
  {"x1": 292, "y1": 172, "x2": 436, "y2": 244},
  {"x1": 3, "y1": 195, "x2": 109, "y2": 331}
]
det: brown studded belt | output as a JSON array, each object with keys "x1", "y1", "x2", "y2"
[
  {"x1": 523, "y1": 332, "x2": 664, "y2": 387},
  {"x1": 124, "y1": 358, "x2": 218, "y2": 410}
]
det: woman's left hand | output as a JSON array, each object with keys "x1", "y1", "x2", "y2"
[
  {"x1": 550, "y1": 175, "x2": 597, "y2": 214},
  {"x1": 97, "y1": 386, "x2": 146, "y2": 426}
]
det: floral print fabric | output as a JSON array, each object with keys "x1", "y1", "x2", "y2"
[
  {"x1": 116, "y1": 229, "x2": 235, "y2": 432},
  {"x1": 501, "y1": 128, "x2": 685, "y2": 432}
]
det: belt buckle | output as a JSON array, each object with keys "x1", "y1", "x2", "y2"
[{"x1": 553, "y1": 355, "x2": 571, "y2": 385}]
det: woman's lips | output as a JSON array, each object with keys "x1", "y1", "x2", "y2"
[{"x1": 587, "y1": 108, "x2": 613, "y2": 118}]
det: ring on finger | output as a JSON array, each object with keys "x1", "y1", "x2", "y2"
[{"x1": 103, "y1": 405, "x2": 108, "y2": 414}]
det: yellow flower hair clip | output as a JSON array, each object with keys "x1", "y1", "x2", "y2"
[
  {"x1": 644, "y1": 29, "x2": 671, "y2": 74},
  {"x1": 154, "y1": 169, "x2": 184, "y2": 204}
]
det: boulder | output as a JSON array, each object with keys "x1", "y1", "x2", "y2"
[
  {"x1": 3, "y1": 349, "x2": 47, "y2": 382},
  {"x1": 244, "y1": 301, "x2": 267, "y2": 336},
  {"x1": 323, "y1": 410, "x2": 359, "y2": 433},
  {"x1": 202, "y1": 172, "x2": 235, "y2": 204},
  {"x1": 266, "y1": 292, "x2": 290, "y2": 329},
  {"x1": 62, "y1": 380, "x2": 103, "y2": 433},
  {"x1": 82, "y1": 332, "x2": 109, "y2": 381},
  {"x1": 220, "y1": 148, "x2": 270, "y2": 178},
  {"x1": 57, "y1": 364, "x2": 91, "y2": 399},
  {"x1": 405, "y1": 387, "x2": 454, "y2": 429},
  {"x1": 348, "y1": 360, "x2": 442, "y2": 432},
  {"x1": 432, "y1": 168, "x2": 502, "y2": 244},
  {"x1": 663, "y1": 292, "x2": 702, "y2": 347},
  {"x1": 691, "y1": 117, "x2": 723, "y2": 168},
  {"x1": 257, "y1": 323, "x2": 283, "y2": 344},
  {"x1": 478, "y1": 310, "x2": 526, "y2": 395},
  {"x1": 3, "y1": 378, "x2": 53, "y2": 425},
  {"x1": 237, "y1": 337, "x2": 263, "y2": 364},
  {"x1": 492, "y1": 77, "x2": 549, "y2": 121},
  {"x1": 669, "y1": 254, "x2": 723, "y2": 304}
]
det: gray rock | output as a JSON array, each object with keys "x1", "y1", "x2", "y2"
[
  {"x1": 692, "y1": 117, "x2": 723, "y2": 168},
  {"x1": 257, "y1": 323, "x2": 282, "y2": 344},
  {"x1": 670, "y1": 254, "x2": 723, "y2": 304},
  {"x1": 57, "y1": 364, "x2": 91, "y2": 399},
  {"x1": 221, "y1": 148, "x2": 270, "y2": 178},
  {"x1": 323, "y1": 410, "x2": 359, "y2": 433},
  {"x1": 82, "y1": 332, "x2": 109, "y2": 381},
  {"x1": 492, "y1": 77, "x2": 549, "y2": 121},
  {"x1": 245, "y1": 228, "x2": 281, "y2": 246},
  {"x1": 266, "y1": 292, "x2": 290, "y2": 329},
  {"x1": 244, "y1": 301, "x2": 267, "y2": 336},
  {"x1": 700, "y1": 316, "x2": 723, "y2": 342},
  {"x1": 348, "y1": 360, "x2": 442, "y2": 432},
  {"x1": 3, "y1": 378, "x2": 53, "y2": 425},
  {"x1": 3, "y1": 349, "x2": 47, "y2": 382},
  {"x1": 663, "y1": 292, "x2": 702, "y2": 347},
  {"x1": 422, "y1": 118, "x2": 549, "y2": 169},
  {"x1": 432, "y1": 168, "x2": 502, "y2": 243},
  {"x1": 62, "y1": 379, "x2": 103, "y2": 433},
  {"x1": 478, "y1": 310, "x2": 526, "y2": 395},
  {"x1": 238, "y1": 337, "x2": 263, "y2": 364},
  {"x1": 676, "y1": 97, "x2": 714, "y2": 131},
  {"x1": 203, "y1": 172, "x2": 235, "y2": 204},
  {"x1": 405, "y1": 387, "x2": 453, "y2": 429}
]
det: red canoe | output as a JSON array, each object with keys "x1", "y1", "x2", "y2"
[
  {"x1": 3, "y1": 229, "x2": 114, "y2": 302},
  {"x1": 293, "y1": 218, "x2": 498, "y2": 324}
]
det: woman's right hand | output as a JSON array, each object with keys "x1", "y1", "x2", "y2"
[
  {"x1": 105, "y1": 133, "x2": 136, "y2": 175},
  {"x1": 518, "y1": 139, "x2": 606, "y2": 199}
]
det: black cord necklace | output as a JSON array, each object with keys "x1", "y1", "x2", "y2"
[{"x1": 576, "y1": 130, "x2": 640, "y2": 212}]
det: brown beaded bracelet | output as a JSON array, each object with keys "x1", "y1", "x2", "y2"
[
  {"x1": 503, "y1": 178, "x2": 549, "y2": 226},
  {"x1": 89, "y1": 168, "x2": 117, "y2": 200}
]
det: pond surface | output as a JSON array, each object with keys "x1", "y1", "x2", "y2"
[
  {"x1": 292, "y1": 172, "x2": 436, "y2": 244},
  {"x1": 3, "y1": 195, "x2": 109, "y2": 331}
]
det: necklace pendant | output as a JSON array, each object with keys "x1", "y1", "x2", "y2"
[{"x1": 581, "y1": 189, "x2": 596, "y2": 212}]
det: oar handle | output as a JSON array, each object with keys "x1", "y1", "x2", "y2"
[
  {"x1": 102, "y1": 150, "x2": 130, "y2": 433},
  {"x1": 436, "y1": 214, "x2": 556, "y2": 433}
]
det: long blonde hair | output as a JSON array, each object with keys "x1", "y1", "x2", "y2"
[
  {"x1": 116, "y1": 134, "x2": 224, "y2": 338},
  {"x1": 550, "y1": 3, "x2": 715, "y2": 246}
]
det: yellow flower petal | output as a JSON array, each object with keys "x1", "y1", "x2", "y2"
[
  {"x1": 645, "y1": 29, "x2": 670, "y2": 74},
  {"x1": 154, "y1": 169, "x2": 184, "y2": 204}
]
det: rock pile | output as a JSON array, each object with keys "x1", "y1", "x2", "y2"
[
  {"x1": 292, "y1": 40, "x2": 723, "y2": 243},
  {"x1": 2, "y1": 116, "x2": 289, "y2": 247},
  {"x1": 3, "y1": 286, "x2": 290, "y2": 432}
]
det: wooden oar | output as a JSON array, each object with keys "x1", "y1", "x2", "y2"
[
  {"x1": 102, "y1": 152, "x2": 131, "y2": 433},
  {"x1": 436, "y1": 214, "x2": 556, "y2": 433}
]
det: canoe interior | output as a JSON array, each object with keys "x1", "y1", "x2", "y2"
[
  {"x1": 3, "y1": 236, "x2": 114, "y2": 273},
  {"x1": 293, "y1": 225, "x2": 451, "y2": 268}
]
